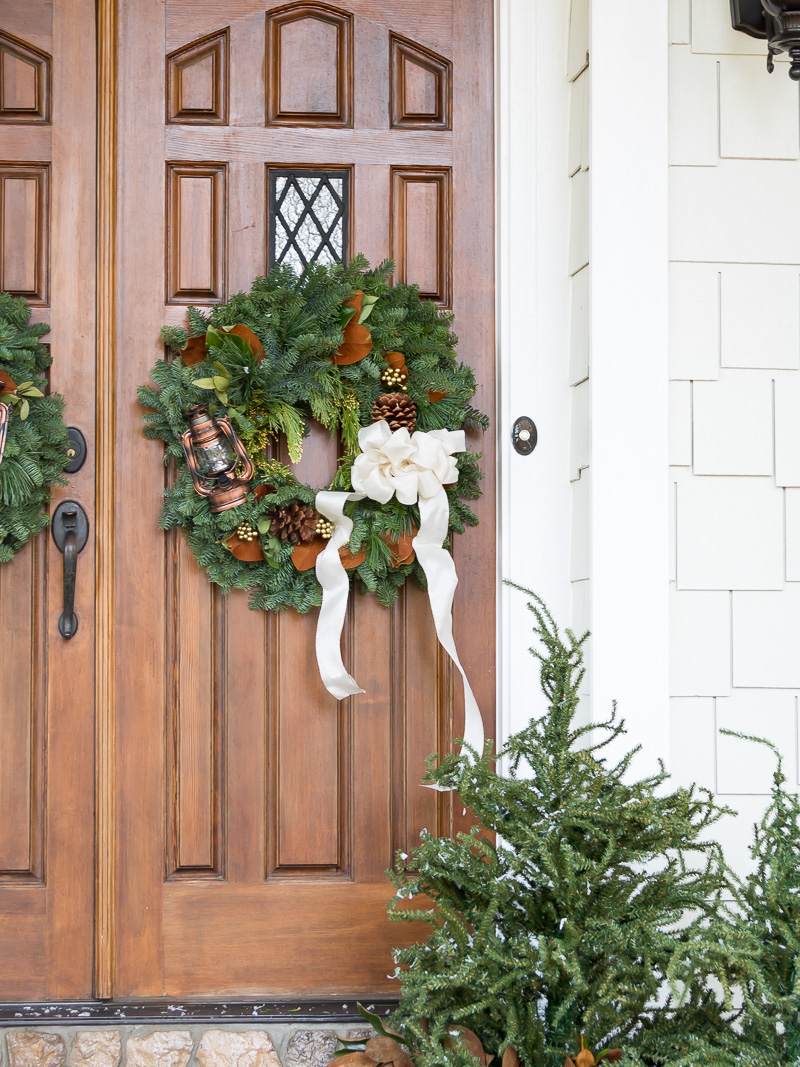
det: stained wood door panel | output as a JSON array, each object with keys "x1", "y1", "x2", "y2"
[
  {"x1": 167, "y1": 30, "x2": 229, "y2": 124},
  {"x1": 162, "y1": 882, "x2": 425, "y2": 995},
  {"x1": 113, "y1": 0, "x2": 493, "y2": 997},
  {"x1": 0, "y1": 0, "x2": 96, "y2": 999},
  {"x1": 0, "y1": 540, "x2": 45, "y2": 879}
]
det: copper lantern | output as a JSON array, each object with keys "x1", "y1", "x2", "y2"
[
  {"x1": 0, "y1": 402, "x2": 9, "y2": 467},
  {"x1": 180, "y1": 404, "x2": 255, "y2": 513}
]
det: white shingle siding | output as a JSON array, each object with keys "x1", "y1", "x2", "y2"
[{"x1": 669, "y1": 0, "x2": 800, "y2": 870}]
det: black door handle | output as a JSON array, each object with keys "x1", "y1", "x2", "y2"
[{"x1": 51, "y1": 500, "x2": 89, "y2": 640}]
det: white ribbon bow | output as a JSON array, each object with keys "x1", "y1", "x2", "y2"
[{"x1": 315, "y1": 421, "x2": 483, "y2": 760}]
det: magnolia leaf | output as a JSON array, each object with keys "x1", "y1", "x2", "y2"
[
  {"x1": 20, "y1": 385, "x2": 43, "y2": 397},
  {"x1": 19, "y1": 398, "x2": 29, "y2": 420},
  {"x1": 205, "y1": 325, "x2": 224, "y2": 348},
  {"x1": 16, "y1": 381, "x2": 32, "y2": 390},
  {"x1": 218, "y1": 392, "x2": 229, "y2": 405},
  {"x1": 257, "y1": 519, "x2": 270, "y2": 535},
  {"x1": 358, "y1": 294, "x2": 378, "y2": 324},
  {"x1": 339, "y1": 305, "x2": 357, "y2": 330},
  {"x1": 212, "y1": 361, "x2": 229, "y2": 376},
  {"x1": 213, "y1": 375, "x2": 229, "y2": 390},
  {"x1": 193, "y1": 377, "x2": 216, "y2": 390}
]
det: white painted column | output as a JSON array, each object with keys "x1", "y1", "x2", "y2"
[{"x1": 589, "y1": 1, "x2": 671, "y2": 768}]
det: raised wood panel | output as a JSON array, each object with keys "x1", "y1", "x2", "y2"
[
  {"x1": 163, "y1": 881, "x2": 423, "y2": 996},
  {"x1": 0, "y1": 31, "x2": 51, "y2": 124},
  {"x1": 167, "y1": 29, "x2": 228, "y2": 125},
  {"x1": 391, "y1": 166, "x2": 451, "y2": 306},
  {"x1": 270, "y1": 422, "x2": 346, "y2": 874},
  {"x1": 0, "y1": 539, "x2": 45, "y2": 882},
  {"x1": 0, "y1": 164, "x2": 49, "y2": 304},
  {"x1": 0, "y1": 888, "x2": 46, "y2": 996},
  {"x1": 390, "y1": 34, "x2": 451, "y2": 130},
  {"x1": 166, "y1": 162, "x2": 226, "y2": 303},
  {"x1": 166, "y1": 532, "x2": 225, "y2": 878},
  {"x1": 267, "y1": 2, "x2": 352, "y2": 127}
]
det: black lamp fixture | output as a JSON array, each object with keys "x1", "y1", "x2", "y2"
[{"x1": 731, "y1": 0, "x2": 800, "y2": 77}]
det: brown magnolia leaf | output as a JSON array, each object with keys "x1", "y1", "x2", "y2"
[
  {"x1": 333, "y1": 291, "x2": 373, "y2": 365},
  {"x1": 600, "y1": 1052, "x2": 622, "y2": 1064},
  {"x1": 291, "y1": 538, "x2": 365, "y2": 571},
  {"x1": 385, "y1": 350, "x2": 410, "y2": 379},
  {"x1": 565, "y1": 1059, "x2": 576, "y2": 1067},
  {"x1": 253, "y1": 483, "x2": 275, "y2": 501},
  {"x1": 340, "y1": 543, "x2": 365, "y2": 569},
  {"x1": 574, "y1": 1044, "x2": 595, "y2": 1067},
  {"x1": 0, "y1": 368, "x2": 17, "y2": 393},
  {"x1": 292, "y1": 536, "x2": 326, "y2": 571},
  {"x1": 365, "y1": 1038, "x2": 404, "y2": 1064},
  {"x1": 225, "y1": 532, "x2": 265, "y2": 561},
  {"x1": 227, "y1": 323, "x2": 264, "y2": 362},
  {"x1": 444, "y1": 1027, "x2": 489, "y2": 1067},
  {"x1": 382, "y1": 526, "x2": 416, "y2": 568},
  {"x1": 428, "y1": 389, "x2": 448, "y2": 403},
  {"x1": 180, "y1": 334, "x2": 208, "y2": 365},
  {"x1": 502, "y1": 1048, "x2": 520, "y2": 1067},
  {"x1": 330, "y1": 1055, "x2": 377, "y2": 1067}
]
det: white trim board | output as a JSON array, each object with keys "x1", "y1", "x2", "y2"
[
  {"x1": 589, "y1": 0, "x2": 670, "y2": 768},
  {"x1": 495, "y1": 0, "x2": 671, "y2": 770},
  {"x1": 496, "y1": 0, "x2": 574, "y2": 749}
]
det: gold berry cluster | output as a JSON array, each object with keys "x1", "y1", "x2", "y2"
[
  {"x1": 236, "y1": 521, "x2": 258, "y2": 542},
  {"x1": 380, "y1": 366, "x2": 408, "y2": 392},
  {"x1": 316, "y1": 518, "x2": 335, "y2": 540}
]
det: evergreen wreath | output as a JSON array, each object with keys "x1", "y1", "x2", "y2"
[
  {"x1": 0, "y1": 293, "x2": 70, "y2": 562},
  {"x1": 139, "y1": 256, "x2": 487, "y2": 613}
]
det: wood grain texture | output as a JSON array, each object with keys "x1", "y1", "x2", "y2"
[
  {"x1": 166, "y1": 0, "x2": 452, "y2": 58},
  {"x1": 391, "y1": 166, "x2": 451, "y2": 305},
  {"x1": 167, "y1": 29, "x2": 228, "y2": 124},
  {"x1": 0, "y1": 30, "x2": 51, "y2": 123},
  {"x1": 47, "y1": 0, "x2": 97, "y2": 998},
  {"x1": 167, "y1": 532, "x2": 225, "y2": 876},
  {"x1": 0, "y1": 164, "x2": 49, "y2": 303},
  {"x1": 390, "y1": 34, "x2": 451, "y2": 129},
  {"x1": 94, "y1": 0, "x2": 117, "y2": 1001},
  {"x1": 166, "y1": 162, "x2": 226, "y2": 302},
  {"x1": 113, "y1": 0, "x2": 494, "y2": 998},
  {"x1": 167, "y1": 126, "x2": 453, "y2": 164},
  {"x1": 163, "y1": 881, "x2": 423, "y2": 995},
  {"x1": 0, "y1": 539, "x2": 44, "y2": 880},
  {"x1": 113, "y1": 0, "x2": 168, "y2": 998},
  {"x1": 266, "y1": 2, "x2": 352, "y2": 127}
]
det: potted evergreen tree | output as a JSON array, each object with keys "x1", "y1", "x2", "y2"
[{"x1": 375, "y1": 590, "x2": 771, "y2": 1067}]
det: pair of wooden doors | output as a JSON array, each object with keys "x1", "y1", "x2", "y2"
[{"x1": 0, "y1": 0, "x2": 494, "y2": 1000}]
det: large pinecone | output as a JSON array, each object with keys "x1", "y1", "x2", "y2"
[
  {"x1": 269, "y1": 502, "x2": 318, "y2": 544},
  {"x1": 371, "y1": 392, "x2": 417, "y2": 432}
]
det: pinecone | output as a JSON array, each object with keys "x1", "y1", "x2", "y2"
[
  {"x1": 371, "y1": 392, "x2": 417, "y2": 432},
  {"x1": 269, "y1": 502, "x2": 318, "y2": 544}
]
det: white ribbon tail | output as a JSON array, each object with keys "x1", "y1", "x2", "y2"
[
  {"x1": 314, "y1": 490, "x2": 366, "y2": 700},
  {"x1": 413, "y1": 488, "x2": 484, "y2": 779}
]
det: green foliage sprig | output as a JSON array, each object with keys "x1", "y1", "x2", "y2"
[
  {"x1": 139, "y1": 257, "x2": 486, "y2": 613},
  {"x1": 386, "y1": 589, "x2": 771, "y2": 1067},
  {"x1": 0, "y1": 293, "x2": 70, "y2": 562},
  {"x1": 726, "y1": 730, "x2": 800, "y2": 1066}
]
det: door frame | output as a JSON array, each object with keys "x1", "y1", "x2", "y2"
[{"x1": 495, "y1": 0, "x2": 672, "y2": 767}]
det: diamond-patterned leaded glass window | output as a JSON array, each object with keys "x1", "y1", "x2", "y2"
[{"x1": 268, "y1": 169, "x2": 350, "y2": 274}]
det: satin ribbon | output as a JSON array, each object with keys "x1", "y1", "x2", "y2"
[
  {"x1": 314, "y1": 489, "x2": 366, "y2": 699},
  {"x1": 314, "y1": 421, "x2": 484, "y2": 759}
]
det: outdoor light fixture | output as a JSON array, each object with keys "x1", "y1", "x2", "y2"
[
  {"x1": 180, "y1": 404, "x2": 255, "y2": 512},
  {"x1": 0, "y1": 402, "x2": 8, "y2": 466},
  {"x1": 731, "y1": 0, "x2": 800, "y2": 77}
]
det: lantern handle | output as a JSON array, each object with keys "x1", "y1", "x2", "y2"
[{"x1": 216, "y1": 416, "x2": 256, "y2": 482}]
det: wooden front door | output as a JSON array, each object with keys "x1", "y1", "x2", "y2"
[
  {"x1": 0, "y1": 0, "x2": 493, "y2": 1001},
  {"x1": 0, "y1": 0, "x2": 97, "y2": 998}
]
